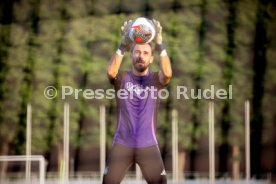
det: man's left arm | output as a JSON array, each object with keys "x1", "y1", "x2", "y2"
[
  {"x1": 158, "y1": 52, "x2": 172, "y2": 86},
  {"x1": 153, "y1": 19, "x2": 172, "y2": 86}
]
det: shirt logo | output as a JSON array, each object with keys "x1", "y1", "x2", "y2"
[{"x1": 125, "y1": 82, "x2": 150, "y2": 95}]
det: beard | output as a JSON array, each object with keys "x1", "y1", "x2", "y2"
[{"x1": 134, "y1": 58, "x2": 149, "y2": 72}]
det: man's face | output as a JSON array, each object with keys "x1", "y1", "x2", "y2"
[{"x1": 131, "y1": 44, "x2": 153, "y2": 73}]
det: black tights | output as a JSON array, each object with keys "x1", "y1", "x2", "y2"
[{"x1": 102, "y1": 144, "x2": 167, "y2": 184}]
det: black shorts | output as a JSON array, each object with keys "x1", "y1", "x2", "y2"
[{"x1": 102, "y1": 143, "x2": 167, "y2": 184}]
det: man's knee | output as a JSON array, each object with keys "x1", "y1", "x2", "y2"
[
  {"x1": 102, "y1": 174, "x2": 122, "y2": 184},
  {"x1": 146, "y1": 175, "x2": 167, "y2": 184}
]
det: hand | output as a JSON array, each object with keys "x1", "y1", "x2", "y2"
[
  {"x1": 120, "y1": 20, "x2": 132, "y2": 51},
  {"x1": 152, "y1": 19, "x2": 163, "y2": 45}
]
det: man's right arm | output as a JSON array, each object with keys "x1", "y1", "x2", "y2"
[
  {"x1": 107, "y1": 20, "x2": 132, "y2": 83},
  {"x1": 106, "y1": 51, "x2": 124, "y2": 83}
]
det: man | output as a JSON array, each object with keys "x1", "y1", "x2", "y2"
[{"x1": 104, "y1": 19, "x2": 172, "y2": 184}]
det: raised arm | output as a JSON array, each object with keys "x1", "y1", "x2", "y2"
[
  {"x1": 158, "y1": 50, "x2": 172, "y2": 86},
  {"x1": 153, "y1": 19, "x2": 172, "y2": 86},
  {"x1": 106, "y1": 51, "x2": 124, "y2": 82},
  {"x1": 107, "y1": 20, "x2": 132, "y2": 82}
]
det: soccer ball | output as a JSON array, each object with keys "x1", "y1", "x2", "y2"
[{"x1": 129, "y1": 17, "x2": 156, "y2": 44}]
